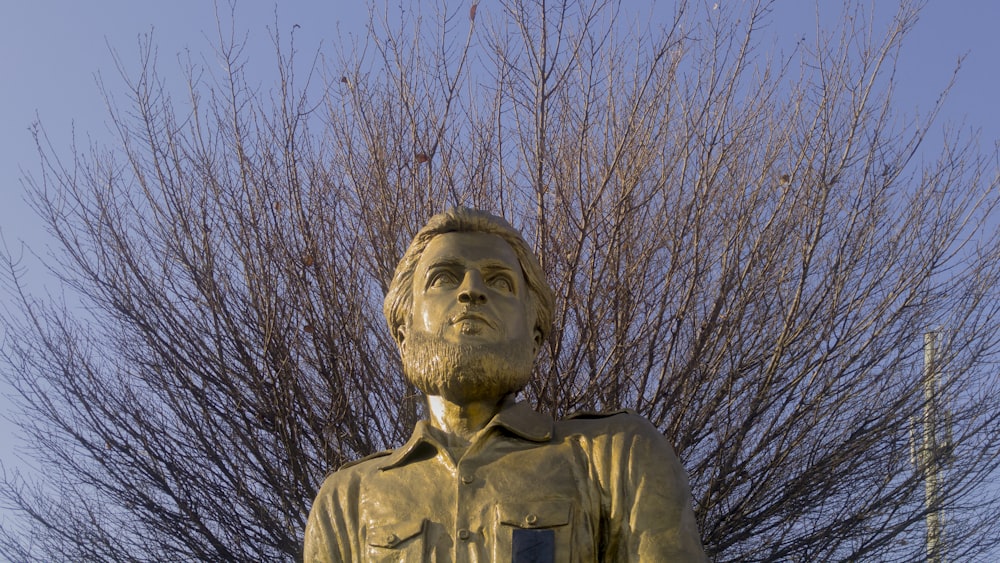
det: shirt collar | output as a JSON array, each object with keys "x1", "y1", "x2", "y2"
[
  {"x1": 484, "y1": 397, "x2": 553, "y2": 442},
  {"x1": 377, "y1": 397, "x2": 553, "y2": 470}
]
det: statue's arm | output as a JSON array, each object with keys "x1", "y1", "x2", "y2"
[
  {"x1": 303, "y1": 471, "x2": 357, "y2": 563},
  {"x1": 600, "y1": 415, "x2": 708, "y2": 562}
]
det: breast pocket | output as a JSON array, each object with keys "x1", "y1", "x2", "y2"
[
  {"x1": 365, "y1": 518, "x2": 426, "y2": 562},
  {"x1": 494, "y1": 500, "x2": 574, "y2": 563}
]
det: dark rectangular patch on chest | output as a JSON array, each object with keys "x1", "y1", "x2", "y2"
[{"x1": 512, "y1": 528, "x2": 555, "y2": 563}]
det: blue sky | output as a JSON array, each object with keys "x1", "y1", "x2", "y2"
[
  {"x1": 3, "y1": 1, "x2": 997, "y2": 281},
  {"x1": 1, "y1": 0, "x2": 998, "y2": 547}
]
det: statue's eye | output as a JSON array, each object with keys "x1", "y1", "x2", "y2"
[
  {"x1": 489, "y1": 275, "x2": 514, "y2": 293},
  {"x1": 430, "y1": 272, "x2": 457, "y2": 288}
]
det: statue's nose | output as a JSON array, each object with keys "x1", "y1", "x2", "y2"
[{"x1": 458, "y1": 272, "x2": 487, "y2": 304}]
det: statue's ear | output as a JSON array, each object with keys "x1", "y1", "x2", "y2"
[
  {"x1": 533, "y1": 328, "x2": 543, "y2": 354},
  {"x1": 395, "y1": 325, "x2": 407, "y2": 350}
]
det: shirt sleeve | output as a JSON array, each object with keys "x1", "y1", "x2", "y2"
[
  {"x1": 596, "y1": 414, "x2": 708, "y2": 562},
  {"x1": 304, "y1": 470, "x2": 359, "y2": 563}
]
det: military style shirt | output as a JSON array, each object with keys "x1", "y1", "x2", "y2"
[{"x1": 304, "y1": 399, "x2": 707, "y2": 562}]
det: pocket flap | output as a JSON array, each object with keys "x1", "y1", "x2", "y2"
[
  {"x1": 497, "y1": 500, "x2": 572, "y2": 528},
  {"x1": 367, "y1": 518, "x2": 425, "y2": 547}
]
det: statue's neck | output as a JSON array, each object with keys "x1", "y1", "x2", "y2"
[{"x1": 425, "y1": 394, "x2": 505, "y2": 447}]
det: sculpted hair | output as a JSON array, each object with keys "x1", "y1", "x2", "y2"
[{"x1": 384, "y1": 207, "x2": 554, "y2": 346}]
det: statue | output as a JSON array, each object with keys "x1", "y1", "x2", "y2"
[{"x1": 305, "y1": 208, "x2": 707, "y2": 562}]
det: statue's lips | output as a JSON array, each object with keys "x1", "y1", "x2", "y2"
[{"x1": 449, "y1": 311, "x2": 495, "y2": 328}]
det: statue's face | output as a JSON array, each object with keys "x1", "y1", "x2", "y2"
[
  {"x1": 404, "y1": 232, "x2": 536, "y2": 350},
  {"x1": 399, "y1": 231, "x2": 539, "y2": 403}
]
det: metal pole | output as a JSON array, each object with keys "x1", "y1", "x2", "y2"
[{"x1": 923, "y1": 331, "x2": 943, "y2": 563}]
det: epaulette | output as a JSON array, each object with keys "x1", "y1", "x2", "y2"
[
  {"x1": 333, "y1": 449, "x2": 394, "y2": 473},
  {"x1": 565, "y1": 408, "x2": 635, "y2": 420}
]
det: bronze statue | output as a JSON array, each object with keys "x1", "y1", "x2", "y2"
[{"x1": 305, "y1": 208, "x2": 707, "y2": 561}]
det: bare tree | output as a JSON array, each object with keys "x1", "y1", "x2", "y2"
[{"x1": 2, "y1": 1, "x2": 999, "y2": 561}]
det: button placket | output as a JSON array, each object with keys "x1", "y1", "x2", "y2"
[{"x1": 455, "y1": 460, "x2": 482, "y2": 558}]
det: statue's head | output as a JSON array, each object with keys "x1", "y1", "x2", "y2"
[{"x1": 383, "y1": 208, "x2": 554, "y2": 403}]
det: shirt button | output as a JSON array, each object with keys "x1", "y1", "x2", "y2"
[
  {"x1": 525, "y1": 514, "x2": 538, "y2": 525},
  {"x1": 458, "y1": 529, "x2": 471, "y2": 540},
  {"x1": 461, "y1": 474, "x2": 475, "y2": 484},
  {"x1": 385, "y1": 533, "x2": 399, "y2": 546}
]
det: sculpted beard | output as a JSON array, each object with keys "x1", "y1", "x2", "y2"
[{"x1": 401, "y1": 329, "x2": 537, "y2": 403}]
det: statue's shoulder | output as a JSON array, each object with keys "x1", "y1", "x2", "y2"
[
  {"x1": 557, "y1": 408, "x2": 662, "y2": 437},
  {"x1": 332, "y1": 449, "x2": 394, "y2": 474},
  {"x1": 564, "y1": 408, "x2": 636, "y2": 420}
]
